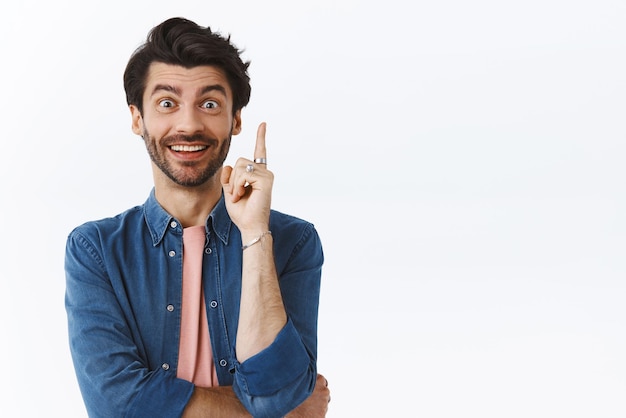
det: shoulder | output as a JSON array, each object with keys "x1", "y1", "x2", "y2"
[
  {"x1": 269, "y1": 209, "x2": 313, "y2": 229},
  {"x1": 269, "y1": 209, "x2": 323, "y2": 266},
  {"x1": 269, "y1": 209, "x2": 319, "y2": 242},
  {"x1": 67, "y1": 205, "x2": 144, "y2": 244}
]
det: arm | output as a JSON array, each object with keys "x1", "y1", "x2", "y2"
[
  {"x1": 182, "y1": 386, "x2": 251, "y2": 417},
  {"x1": 220, "y1": 123, "x2": 323, "y2": 417},
  {"x1": 65, "y1": 229, "x2": 195, "y2": 417},
  {"x1": 182, "y1": 374, "x2": 330, "y2": 418},
  {"x1": 222, "y1": 123, "x2": 286, "y2": 362}
]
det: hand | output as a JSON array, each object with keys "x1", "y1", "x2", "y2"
[
  {"x1": 286, "y1": 374, "x2": 331, "y2": 417},
  {"x1": 221, "y1": 122, "x2": 273, "y2": 235}
]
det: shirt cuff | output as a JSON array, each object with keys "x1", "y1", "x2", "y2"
[{"x1": 234, "y1": 318, "x2": 311, "y2": 396}]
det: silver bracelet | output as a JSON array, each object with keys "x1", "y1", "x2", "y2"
[{"x1": 241, "y1": 231, "x2": 272, "y2": 251}]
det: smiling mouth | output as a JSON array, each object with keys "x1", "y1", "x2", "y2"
[{"x1": 170, "y1": 145, "x2": 208, "y2": 152}]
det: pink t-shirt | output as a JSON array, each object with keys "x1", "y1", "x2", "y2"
[{"x1": 176, "y1": 225, "x2": 218, "y2": 387}]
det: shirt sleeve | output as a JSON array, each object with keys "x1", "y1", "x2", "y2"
[
  {"x1": 64, "y1": 229, "x2": 194, "y2": 418},
  {"x1": 231, "y1": 221, "x2": 324, "y2": 418}
]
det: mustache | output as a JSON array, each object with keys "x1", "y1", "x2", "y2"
[{"x1": 162, "y1": 133, "x2": 218, "y2": 146}]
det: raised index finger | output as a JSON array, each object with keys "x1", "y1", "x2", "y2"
[{"x1": 254, "y1": 122, "x2": 267, "y2": 161}]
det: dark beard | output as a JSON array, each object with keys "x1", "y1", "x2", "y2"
[{"x1": 143, "y1": 128, "x2": 231, "y2": 187}]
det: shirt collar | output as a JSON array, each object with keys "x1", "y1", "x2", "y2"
[
  {"x1": 143, "y1": 187, "x2": 233, "y2": 246},
  {"x1": 207, "y1": 194, "x2": 232, "y2": 245}
]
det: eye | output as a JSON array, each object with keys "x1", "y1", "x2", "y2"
[
  {"x1": 158, "y1": 99, "x2": 175, "y2": 108},
  {"x1": 202, "y1": 100, "x2": 219, "y2": 109}
]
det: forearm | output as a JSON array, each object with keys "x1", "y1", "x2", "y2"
[
  {"x1": 228, "y1": 225, "x2": 323, "y2": 416},
  {"x1": 182, "y1": 386, "x2": 251, "y2": 418},
  {"x1": 236, "y1": 232, "x2": 287, "y2": 362}
]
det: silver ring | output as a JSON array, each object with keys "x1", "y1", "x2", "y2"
[
  {"x1": 254, "y1": 157, "x2": 267, "y2": 164},
  {"x1": 245, "y1": 164, "x2": 254, "y2": 173}
]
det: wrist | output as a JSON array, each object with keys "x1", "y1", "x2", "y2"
[
  {"x1": 241, "y1": 231, "x2": 272, "y2": 251},
  {"x1": 239, "y1": 225, "x2": 270, "y2": 241}
]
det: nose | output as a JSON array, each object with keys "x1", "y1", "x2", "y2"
[{"x1": 175, "y1": 105, "x2": 204, "y2": 134}]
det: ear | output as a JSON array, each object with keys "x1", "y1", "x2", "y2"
[
  {"x1": 231, "y1": 110, "x2": 242, "y2": 136},
  {"x1": 130, "y1": 105, "x2": 144, "y2": 136}
]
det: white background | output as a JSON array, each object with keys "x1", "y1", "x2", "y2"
[{"x1": 1, "y1": 0, "x2": 624, "y2": 416}]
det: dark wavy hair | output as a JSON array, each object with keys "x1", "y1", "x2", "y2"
[{"x1": 123, "y1": 17, "x2": 251, "y2": 115}]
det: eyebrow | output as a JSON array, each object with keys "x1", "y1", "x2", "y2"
[
  {"x1": 150, "y1": 84, "x2": 228, "y2": 98},
  {"x1": 150, "y1": 84, "x2": 180, "y2": 97},
  {"x1": 200, "y1": 84, "x2": 228, "y2": 97}
]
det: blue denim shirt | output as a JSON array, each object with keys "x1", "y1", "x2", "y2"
[{"x1": 65, "y1": 189, "x2": 323, "y2": 418}]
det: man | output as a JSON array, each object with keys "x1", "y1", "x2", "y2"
[{"x1": 65, "y1": 17, "x2": 329, "y2": 417}]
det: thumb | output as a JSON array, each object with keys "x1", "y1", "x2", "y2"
[{"x1": 221, "y1": 166, "x2": 233, "y2": 190}]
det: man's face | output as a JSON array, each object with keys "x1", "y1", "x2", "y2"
[{"x1": 130, "y1": 62, "x2": 241, "y2": 187}]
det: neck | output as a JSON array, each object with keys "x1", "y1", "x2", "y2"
[{"x1": 153, "y1": 169, "x2": 223, "y2": 228}]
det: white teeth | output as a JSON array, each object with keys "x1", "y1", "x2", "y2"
[{"x1": 170, "y1": 145, "x2": 207, "y2": 152}]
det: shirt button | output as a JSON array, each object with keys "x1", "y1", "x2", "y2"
[
  {"x1": 168, "y1": 250, "x2": 176, "y2": 257},
  {"x1": 205, "y1": 247, "x2": 212, "y2": 254},
  {"x1": 219, "y1": 359, "x2": 227, "y2": 367},
  {"x1": 170, "y1": 221, "x2": 178, "y2": 228},
  {"x1": 162, "y1": 363, "x2": 170, "y2": 371},
  {"x1": 166, "y1": 304, "x2": 175, "y2": 312},
  {"x1": 209, "y1": 300, "x2": 218, "y2": 308}
]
